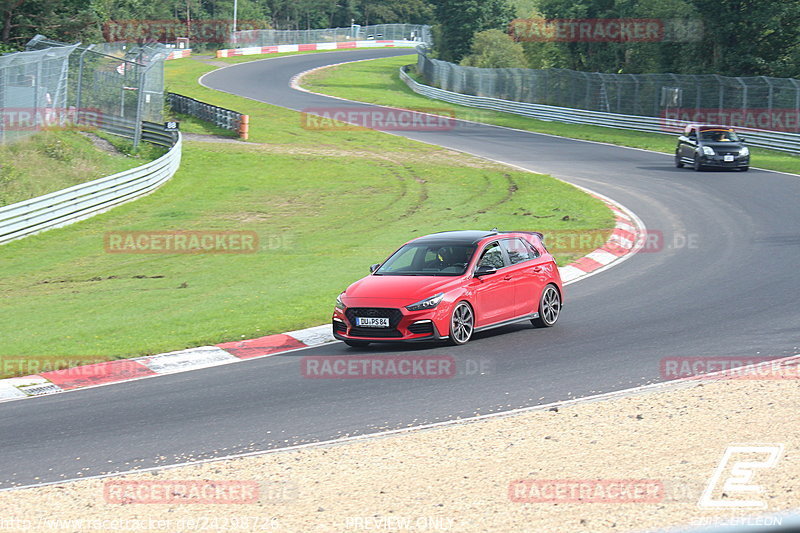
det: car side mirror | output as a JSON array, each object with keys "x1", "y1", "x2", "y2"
[
  {"x1": 369, "y1": 263, "x2": 381, "y2": 273},
  {"x1": 475, "y1": 265, "x2": 497, "y2": 277}
]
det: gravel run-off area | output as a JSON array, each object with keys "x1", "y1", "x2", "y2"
[{"x1": 0, "y1": 360, "x2": 798, "y2": 533}]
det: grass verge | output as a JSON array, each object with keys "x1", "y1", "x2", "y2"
[
  {"x1": 0, "y1": 52, "x2": 613, "y2": 377},
  {"x1": 301, "y1": 55, "x2": 800, "y2": 175},
  {"x1": 0, "y1": 129, "x2": 163, "y2": 207}
]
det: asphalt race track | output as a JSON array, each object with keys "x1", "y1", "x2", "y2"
[{"x1": 1, "y1": 49, "x2": 798, "y2": 490}]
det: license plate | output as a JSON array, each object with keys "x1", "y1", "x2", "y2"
[
  {"x1": 355, "y1": 317, "x2": 389, "y2": 328},
  {"x1": 724, "y1": 155, "x2": 734, "y2": 162}
]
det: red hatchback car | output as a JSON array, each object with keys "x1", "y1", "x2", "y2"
[{"x1": 332, "y1": 230, "x2": 563, "y2": 347}]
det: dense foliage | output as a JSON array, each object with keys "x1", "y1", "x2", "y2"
[{"x1": 2, "y1": 0, "x2": 798, "y2": 77}]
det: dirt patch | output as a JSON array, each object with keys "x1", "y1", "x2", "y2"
[
  {"x1": 77, "y1": 132, "x2": 122, "y2": 156},
  {"x1": 189, "y1": 55, "x2": 231, "y2": 67},
  {"x1": 182, "y1": 132, "x2": 245, "y2": 144}
]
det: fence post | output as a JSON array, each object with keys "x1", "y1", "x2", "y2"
[
  {"x1": 0, "y1": 65, "x2": 5, "y2": 144},
  {"x1": 75, "y1": 44, "x2": 94, "y2": 113},
  {"x1": 132, "y1": 67, "x2": 147, "y2": 151},
  {"x1": 790, "y1": 78, "x2": 800, "y2": 133}
]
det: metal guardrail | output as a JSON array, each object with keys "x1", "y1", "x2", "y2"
[
  {"x1": 0, "y1": 132, "x2": 181, "y2": 245},
  {"x1": 167, "y1": 93, "x2": 247, "y2": 138},
  {"x1": 399, "y1": 66, "x2": 800, "y2": 154}
]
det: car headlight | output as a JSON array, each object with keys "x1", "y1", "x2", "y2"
[
  {"x1": 406, "y1": 293, "x2": 444, "y2": 311},
  {"x1": 740, "y1": 146, "x2": 749, "y2": 156},
  {"x1": 702, "y1": 146, "x2": 715, "y2": 156},
  {"x1": 335, "y1": 293, "x2": 346, "y2": 310}
]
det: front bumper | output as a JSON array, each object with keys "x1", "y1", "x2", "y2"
[
  {"x1": 332, "y1": 305, "x2": 450, "y2": 343},
  {"x1": 699, "y1": 154, "x2": 749, "y2": 168}
]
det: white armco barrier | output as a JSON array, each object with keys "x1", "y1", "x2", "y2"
[{"x1": 216, "y1": 40, "x2": 419, "y2": 58}]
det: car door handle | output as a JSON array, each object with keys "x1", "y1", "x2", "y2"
[
  {"x1": 503, "y1": 275, "x2": 512, "y2": 281},
  {"x1": 533, "y1": 267, "x2": 542, "y2": 272}
]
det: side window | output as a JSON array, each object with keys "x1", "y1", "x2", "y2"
[
  {"x1": 502, "y1": 238, "x2": 538, "y2": 265},
  {"x1": 478, "y1": 242, "x2": 505, "y2": 269}
]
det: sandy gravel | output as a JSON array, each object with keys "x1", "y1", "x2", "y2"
[{"x1": 1, "y1": 372, "x2": 797, "y2": 533}]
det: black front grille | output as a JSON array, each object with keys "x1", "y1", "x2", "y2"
[
  {"x1": 345, "y1": 308, "x2": 403, "y2": 328},
  {"x1": 349, "y1": 327, "x2": 403, "y2": 338},
  {"x1": 408, "y1": 321, "x2": 434, "y2": 335},
  {"x1": 332, "y1": 320, "x2": 347, "y2": 333}
]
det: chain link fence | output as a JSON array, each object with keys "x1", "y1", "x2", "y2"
[
  {"x1": 417, "y1": 52, "x2": 800, "y2": 133},
  {"x1": 0, "y1": 35, "x2": 167, "y2": 147},
  {"x1": 232, "y1": 24, "x2": 431, "y2": 48},
  {"x1": 0, "y1": 44, "x2": 77, "y2": 144}
]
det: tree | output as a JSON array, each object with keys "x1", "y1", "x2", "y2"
[
  {"x1": 460, "y1": 29, "x2": 527, "y2": 68},
  {"x1": 2, "y1": 0, "x2": 99, "y2": 46},
  {"x1": 686, "y1": 0, "x2": 800, "y2": 76},
  {"x1": 431, "y1": 0, "x2": 516, "y2": 63}
]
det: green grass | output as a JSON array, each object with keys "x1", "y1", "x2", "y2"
[
  {"x1": 0, "y1": 52, "x2": 614, "y2": 377},
  {"x1": 0, "y1": 129, "x2": 163, "y2": 207},
  {"x1": 301, "y1": 55, "x2": 800, "y2": 175}
]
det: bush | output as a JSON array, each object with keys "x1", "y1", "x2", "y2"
[{"x1": 460, "y1": 29, "x2": 528, "y2": 68}]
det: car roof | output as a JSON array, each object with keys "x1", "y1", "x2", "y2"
[
  {"x1": 687, "y1": 124, "x2": 736, "y2": 131},
  {"x1": 411, "y1": 230, "x2": 543, "y2": 246},
  {"x1": 412, "y1": 230, "x2": 497, "y2": 245}
]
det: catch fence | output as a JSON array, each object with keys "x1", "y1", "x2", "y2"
[
  {"x1": 417, "y1": 52, "x2": 800, "y2": 133},
  {"x1": 232, "y1": 24, "x2": 431, "y2": 48}
]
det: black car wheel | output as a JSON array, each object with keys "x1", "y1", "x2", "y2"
[
  {"x1": 448, "y1": 301, "x2": 474, "y2": 345},
  {"x1": 675, "y1": 152, "x2": 684, "y2": 168},
  {"x1": 344, "y1": 339, "x2": 370, "y2": 348},
  {"x1": 531, "y1": 285, "x2": 561, "y2": 328},
  {"x1": 693, "y1": 154, "x2": 704, "y2": 172}
]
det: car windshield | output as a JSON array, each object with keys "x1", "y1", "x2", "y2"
[
  {"x1": 699, "y1": 129, "x2": 740, "y2": 142},
  {"x1": 375, "y1": 243, "x2": 475, "y2": 276}
]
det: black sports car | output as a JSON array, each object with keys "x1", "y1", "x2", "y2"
[{"x1": 675, "y1": 124, "x2": 750, "y2": 171}]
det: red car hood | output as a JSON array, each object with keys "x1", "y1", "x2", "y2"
[{"x1": 344, "y1": 274, "x2": 464, "y2": 306}]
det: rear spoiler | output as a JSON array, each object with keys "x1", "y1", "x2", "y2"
[{"x1": 497, "y1": 231, "x2": 546, "y2": 242}]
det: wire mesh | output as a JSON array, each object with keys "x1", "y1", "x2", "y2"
[
  {"x1": 417, "y1": 52, "x2": 800, "y2": 133},
  {"x1": 232, "y1": 24, "x2": 431, "y2": 48},
  {"x1": 0, "y1": 44, "x2": 77, "y2": 144},
  {"x1": 0, "y1": 35, "x2": 166, "y2": 146}
]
